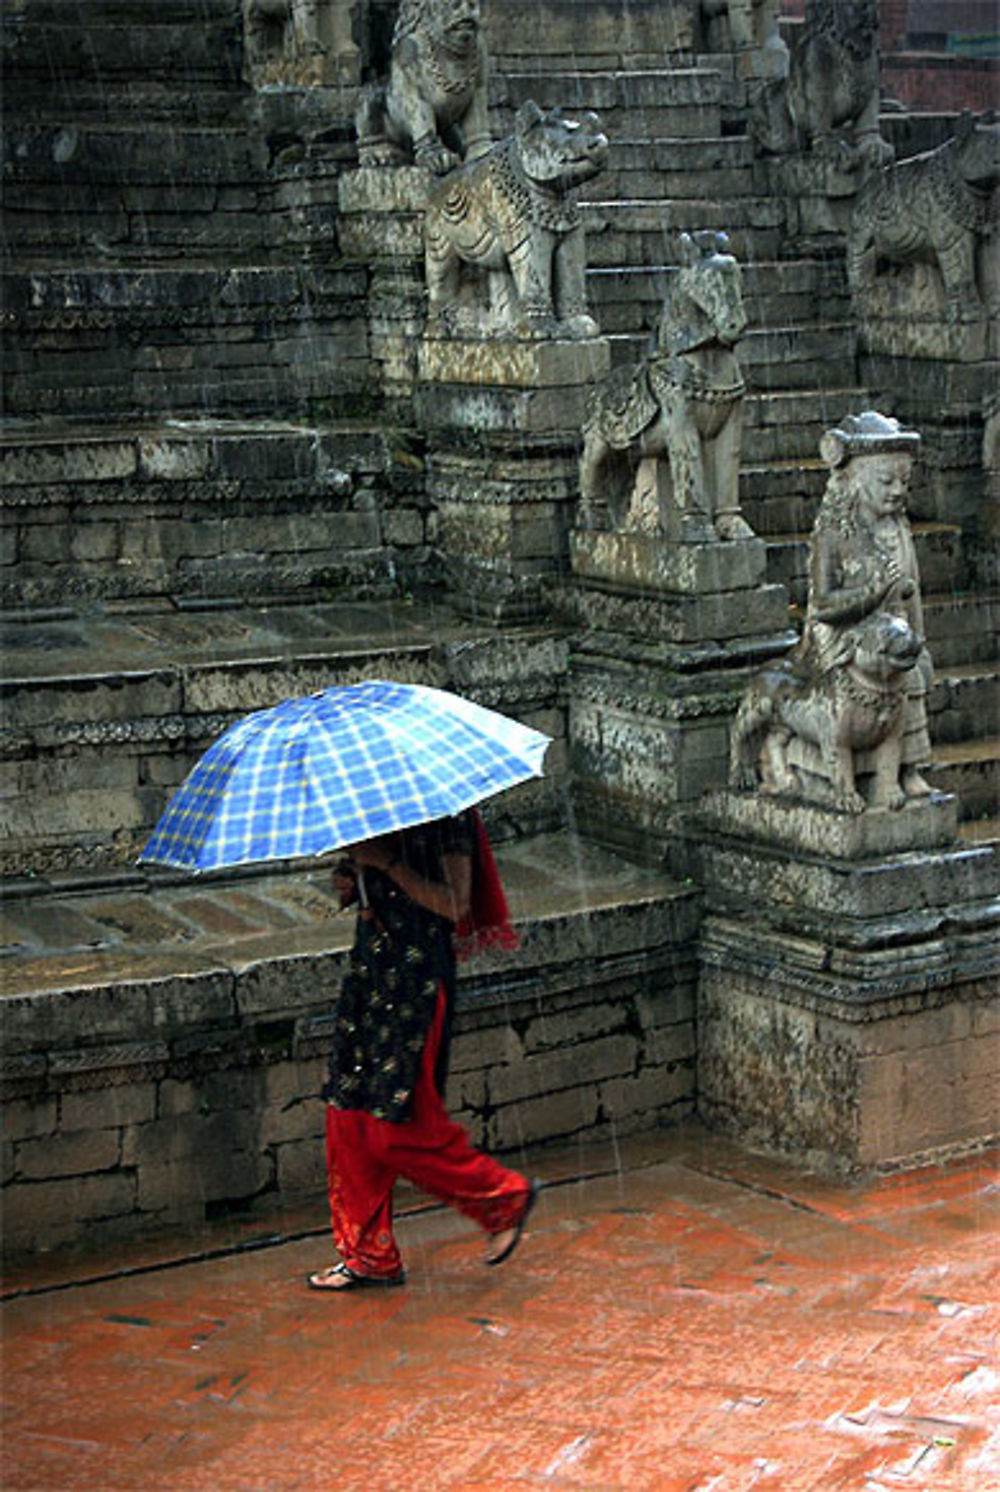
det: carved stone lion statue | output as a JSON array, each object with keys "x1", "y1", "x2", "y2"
[
  {"x1": 729, "y1": 610, "x2": 924, "y2": 812},
  {"x1": 424, "y1": 101, "x2": 608, "y2": 338},
  {"x1": 847, "y1": 112, "x2": 1000, "y2": 323},
  {"x1": 355, "y1": 0, "x2": 491, "y2": 174}
]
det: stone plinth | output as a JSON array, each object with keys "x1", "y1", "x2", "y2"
[
  {"x1": 568, "y1": 530, "x2": 795, "y2": 859},
  {"x1": 760, "y1": 156, "x2": 861, "y2": 240},
  {"x1": 337, "y1": 166, "x2": 430, "y2": 404},
  {"x1": 571, "y1": 529, "x2": 767, "y2": 594},
  {"x1": 685, "y1": 790, "x2": 1000, "y2": 1169},
  {"x1": 418, "y1": 337, "x2": 610, "y2": 620}
]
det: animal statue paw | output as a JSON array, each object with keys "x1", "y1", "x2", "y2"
[
  {"x1": 715, "y1": 511, "x2": 755, "y2": 541},
  {"x1": 414, "y1": 139, "x2": 462, "y2": 175}
]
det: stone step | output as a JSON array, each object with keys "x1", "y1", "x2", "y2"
[
  {"x1": 0, "y1": 418, "x2": 411, "y2": 609},
  {"x1": 737, "y1": 389, "x2": 871, "y2": 465},
  {"x1": 0, "y1": 598, "x2": 569, "y2": 878},
  {"x1": 493, "y1": 70, "x2": 724, "y2": 140},
  {"x1": 0, "y1": 827, "x2": 699, "y2": 1246},
  {"x1": 606, "y1": 323, "x2": 858, "y2": 391},
  {"x1": 738, "y1": 459, "x2": 829, "y2": 535},
  {"x1": 928, "y1": 737, "x2": 1000, "y2": 821},
  {"x1": 584, "y1": 136, "x2": 754, "y2": 202},
  {"x1": 929, "y1": 663, "x2": 1000, "y2": 748},
  {"x1": 1, "y1": 0, "x2": 243, "y2": 123},
  {"x1": 1, "y1": 265, "x2": 369, "y2": 420},
  {"x1": 484, "y1": 0, "x2": 695, "y2": 65},
  {"x1": 923, "y1": 591, "x2": 1000, "y2": 669},
  {"x1": 588, "y1": 260, "x2": 852, "y2": 333},
  {"x1": 582, "y1": 200, "x2": 786, "y2": 268}
]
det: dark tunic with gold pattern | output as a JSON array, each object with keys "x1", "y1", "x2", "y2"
[{"x1": 322, "y1": 812, "x2": 475, "y2": 1122}]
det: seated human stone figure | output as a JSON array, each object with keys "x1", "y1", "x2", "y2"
[
  {"x1": 579, "y1": 231, "x2": 753, "y2": 541},
  {"x1": 355, "y1": 0, "x2": 491, "y2": 174},
  {"x1": 729, "y1": 412, "x2": 935, "y2": 812},
  {"x1": 423, "y1": 101, "x2": 608, "y2": 339}
]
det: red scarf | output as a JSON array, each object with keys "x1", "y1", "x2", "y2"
[{"x1": 455, "y1": 810, "x2": 519, "y2": 961}]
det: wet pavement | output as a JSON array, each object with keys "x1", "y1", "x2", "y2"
[{"x1": 3, "y1": 1125, "x2": 998, "y2": 1491}]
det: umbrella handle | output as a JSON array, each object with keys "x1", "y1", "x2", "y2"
[{"x1": 356, "y1": 869, "x2": 369, "y2": 910}]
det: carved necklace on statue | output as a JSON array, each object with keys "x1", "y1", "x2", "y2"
[
  {"x1": 491, "y1": 144, "x2": 580, "y2": 233},
  {"x1": 426, "y1": 36, "x2": 478, "y2": 95}
]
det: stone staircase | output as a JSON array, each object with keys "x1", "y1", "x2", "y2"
[{"x1": 1, "y1": 0, "x2": 997, "y2": 1252}]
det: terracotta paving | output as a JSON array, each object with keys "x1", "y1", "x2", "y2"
[{"x1": 2, "y1": 1126, "x2": 998, "y2": 1491}]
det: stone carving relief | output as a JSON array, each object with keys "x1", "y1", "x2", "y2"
[
  {"x1": 243, "y1": 0, "x2": 357, "y2": 86},
  {"x1": 423, "y1": 101, "x2": 608, "y2": 338},
  {"x1": 753, "y1": 0, "x2": 892, "y2": 178},
  {"x1": 579, "y1": 231, "x2": 753, "y2": 541},
  {"x1": 355, "y1": 0, "x2": 491, "y2": 173},
  {"x1": 847, "y1": 112, "x2": 1000, "y2": 326},
  {"x1": 730, "y1": 413, "x2": 935, "y2": 813}
]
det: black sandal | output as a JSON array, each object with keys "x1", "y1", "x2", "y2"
[
  {"x1": 307, "y1": 1262, "x2": 406, "y2": 1291},
  {"x1": 485, "y1": 1180, "x2": 540, "y2": 1267}
]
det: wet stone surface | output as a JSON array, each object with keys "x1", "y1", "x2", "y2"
[{"x1": 2, "y1": 1126, "x2": 997, "y2": 1491}]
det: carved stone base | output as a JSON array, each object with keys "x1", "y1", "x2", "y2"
[
  {"x1": 760, "y1": 155, "x2": 859, "y2": 239},
  {"x1": 858, "y1": 307, "x2": 998, "y2": 363},
  {"x1": 336, "y1": 166, "x2": 429, "y2": 260},
  {"x1": 700, "y1": 788, "x2": 958, "y2": 858},
  {"x1": 686, "y1": 794, "x2": 1000, "y2": 1168},
  {"x1": 698, "y1": 917, "x2": 1000, "y2": 1170},
  {"x1": 571, "y1": 529, "x2": 767, "y2": 595},
  {"x1": 418, "y1": 340, "x2": 610, "y2": 619},
  {"x1": 418, "y1": 336, "x2": 611, "y2": 389}
]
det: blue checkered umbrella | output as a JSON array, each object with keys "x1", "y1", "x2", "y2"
[{"x1": 138, "y1": 679, "x2": 551, "y2": 873}]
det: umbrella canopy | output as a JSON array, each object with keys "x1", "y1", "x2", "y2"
[{"x1": 138, "y1": 679, "x2": 551, "y2": 873}]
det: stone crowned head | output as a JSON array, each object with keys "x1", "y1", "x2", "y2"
[{"x1": 819, "y1": 411, "x2": 921, "y2": 470}]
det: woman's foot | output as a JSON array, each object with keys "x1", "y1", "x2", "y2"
[
  {"x1": 307, "y1": 1262, "x2": 406, "y2": 1291},
  {"x1": 484, "y1": 1180, "x2": 540, "y2": 1267}
]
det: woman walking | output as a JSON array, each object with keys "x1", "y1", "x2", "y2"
[{"x1": 308, "y1": 808, "x2": 538, "y2": 1291}]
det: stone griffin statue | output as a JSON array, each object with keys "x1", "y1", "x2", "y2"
[
  {"x1": 423, "y1": 101, "x2": 608, "y2": 338},
  {"x1": 730, "y1": 413, "x2": 935, "y2": 813},
  {"x1": 579, "y1": 231, "x2": 753, "y2": 541},
  {"x1": 847, "y1": 112, "x2": 1000, "y2": 324},
  {"x1": 355, "y1": 0, "x2": 491, "y2": 174},
  {"x1": 755, "y1": 0, "x2": 893, "y2": 172}
]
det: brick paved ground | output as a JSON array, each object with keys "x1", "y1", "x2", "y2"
[{"x1": 3, "y1": 1125, "x2": 998, "y2": 1491}]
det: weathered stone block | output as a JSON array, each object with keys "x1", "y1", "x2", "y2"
[
  {"x1": 60, "y1": 1085, "x2": 157, "y2": 1132},
  {"x1": 3, "y1": 1173, "x2": 136, "y2": 1248},
  {"x1": 488, "y1": 1035, "x2": 637, "y2": 1108},
  {"x1": 571, "y1": 531, "x2": 767, "y2": 594},
  {"x1": 274, "y1": 1137, "x2": 325, "y2": 1197},
  {"x1": 17, "y1": 1127, "x2": 121, "y2": 1180},
  {"x1": 488, "y1": 1084, "x2": 600, "y2": 1151}
]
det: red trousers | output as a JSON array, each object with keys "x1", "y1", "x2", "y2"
[{"x1": 325, "y1": 990, "x2": 531, "y2": 1278}]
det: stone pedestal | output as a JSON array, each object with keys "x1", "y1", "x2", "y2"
[
  {"x1": 567, "y1": 529, "x2": 795, "y2": 860},
  {"x1": 686, "y1": 790, "x2": 1000, "y2": 1170},
  {"x1": 759, "y1": 155, "x2": 861, "y2": 240},
  {"x1": 416, "y1": 335, "x2": 611, "y2": 621},
  {"x1": 337, "y1": 165, "x2": 429, "y2": 407}
]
